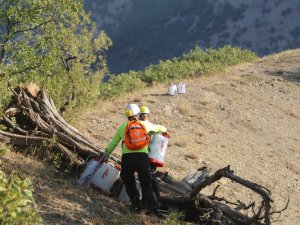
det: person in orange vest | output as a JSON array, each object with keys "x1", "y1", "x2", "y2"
[
  {"x1": 105, "y1": 104, "x2": 157, "y2": 212},
  {"x1": 139, "y1": 105, "x2": 168, "y2": 202}
]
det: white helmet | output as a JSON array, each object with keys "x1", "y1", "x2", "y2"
[
  {"x1": 124, "y1": 104, "x2": 140, "y2": 117},
  {"x1": 140, "y1": 105, "x2": 150, "y2": 114}
]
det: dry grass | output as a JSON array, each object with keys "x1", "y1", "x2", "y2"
[
  {"x1": 167, "y1": 160, "x2": 187, "y2": 173},
  {"x1": 167, "y1": 140, "x2": 174, "y2": 147},
  {"x1": 242, "y1": 73, "x2": 263, "y2": 82},
  {"x1": 146, "y1": 99, "x2": 156, "y2": 104},
  {"x1": 194, "y1": 126, "x2": 204, "y2": 137},
  {"x1": 1, "y1": 148, "x2": 160, "y2": 225},
  {"x1": 133, "y1": 98, "x2": 142, "y2": 103},
  {"x1": 290, "y1": 146, "x2": 300, "y2": 153},
  {"x1": 174, "y1": 139, "x2": 188, "y2": 148},
  {"x1": 185, "y1": 153, "x2": 198, "y2": 160},
  {"x1": 177, "y1": 102, "x2": 193, "y2": 115}
]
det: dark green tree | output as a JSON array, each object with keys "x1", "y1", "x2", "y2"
[{"x1": 0, "y1": 0, "x2": 112, "y2": 112}]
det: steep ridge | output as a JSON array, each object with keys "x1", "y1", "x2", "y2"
[
  {"x1": 1, "y1": 49, "x2": 300, "y2": 224},
  {"x1": 84, "y1": 0, "x2": 300, "y2": 73}
]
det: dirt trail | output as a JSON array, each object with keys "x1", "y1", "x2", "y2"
[{"x1": 2, "y1": 50, "x2": 300, "y2": 224}]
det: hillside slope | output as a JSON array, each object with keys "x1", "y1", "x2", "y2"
[
  {"x1": 84, "y1": 0, "x2": 300, "y2": 73},
  {"x1": 1, "y1": 49, "x2": 300, "y2": 224}
]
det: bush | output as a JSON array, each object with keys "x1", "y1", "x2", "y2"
[
  {"x1": 100, "y1": 71, "x2": 146, "y2": 99},
  {"x1": 0, "y1": 0, "x2": 112, "y2": 113},
  {"x1": 163, "y1": 212, "x2": 192, "y2": 225},
  {"x1": 138, "y1": 45, "x2": 256, "y2": 85},
  {"x1": 103, "y1": 45, "x2": 257, "y2": 98},
  {"x1": 0, "y1": 171, "x2": 42, "y2": 225}
]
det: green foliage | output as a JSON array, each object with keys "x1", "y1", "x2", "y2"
[
  {"x1": 163, "y1": 212, "x2": 193, "y2": 225},
  {"x1": 100, "y1": 71, "x2": 146, "y2": 99},
  {"x1": 42, "y1": 135, "x2": 57, "y2": 149},
  {"x1": 0, "y1": 148, "x2": 5, "y2": 157},
  {"x1": 0, "y1": 0, "x2": 112, "y2": 111},
  {"x1": 139, "y1": 45, "x2": 256, "y2": 84},
  {"x1": 0, "y1": 171, "x2": 42, "y2": 224},
  {"x1": 50, "y1": 152, "x2": 64, "y2": 169},
  {"x1": 111, "y1": 212, "x2": 136, "y2": 225},
  {"x1": 42, "y1": 135, "x2": 65, "y2": 168},
  {"x1": 101, "y1": 45, "x2": 256, "y2": 99}
]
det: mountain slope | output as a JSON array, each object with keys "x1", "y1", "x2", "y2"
[
  {"x1": 74, "y1": 49, "x2": 300, "y2": 225},
  {"x1": 1, "y1": 49, "x2": 300, "y2": 224},
  {"x1": 84, "y1": 0, "x2": 300, "y2": 73}
]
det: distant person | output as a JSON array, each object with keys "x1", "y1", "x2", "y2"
[
  {"x1": 139, "y1": 105, "x2": 168, "y2": 202},
  {"x1": 105, "y1": 104, "x2": 158, "y2": 213}
]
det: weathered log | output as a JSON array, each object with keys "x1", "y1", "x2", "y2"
[
  {"x1": 0, "y1": 130, "x2": 84, "y2": 166},
  {"x1": 155, "y1": 165, "x2": 276, "y2": 225},
  {"x1": 181, "y1": 166, "x2": 210, "y2": 188},
  {"x1": 2, "y1": 84, "x2": 100, "y2": 164}
]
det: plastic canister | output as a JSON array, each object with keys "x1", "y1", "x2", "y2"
[
  {"x1": 118, "y1": 180, "x2": 142, "y2": 203},
  {"x1": 177, "y1": 83, "x2": 186, "y2": 94},
  {"x1": 148, "y1": 133, "x2": 169, "y2": 167},
  {"x1": 89, "y1": 160, "x2": 121, "y2": 193},
  {"x1": 77, "y1": 159, "x2": 99, "y2": 185},
  {"x1": 168, "y1": 83, "x2": 177, "y2": 96}
]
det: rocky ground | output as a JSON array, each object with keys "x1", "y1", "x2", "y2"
[{"x1": 1, "y1": 49, "x2": 300, "y2": 224}]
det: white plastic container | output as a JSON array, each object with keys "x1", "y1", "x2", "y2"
[
  {"x1": 177, "y1": 83, "x2": 186, "y2": 94},
  {"x1": 148, "y1": 134, "x2": 169, "y2": 167},
  {"x1": 89, "y1": 160, "x2": 121, "y2": 193},
  {"x1": 77, "y1": 159, "x2": 99, "y2": 185},
  {"x1": 168, "y1": 83, "x2": 177, "y2": 96},
  {"x1": 118, "y1": 180, "x2": 142, "y2": 203}
]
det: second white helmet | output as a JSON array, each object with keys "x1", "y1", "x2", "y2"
[{"x1": 124, "y1": 104, "x2": 140, "y2": 117}]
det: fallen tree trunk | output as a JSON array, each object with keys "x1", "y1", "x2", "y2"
[
  {"x1": 156, "y1": 166, "x2": 273, "y2": 224},
  {"x1": 0, "y1": 84, "x2": 286, "y2": 224},
  {"x1": 1, "y1": 83, "x2": 100, "y2": 166}
]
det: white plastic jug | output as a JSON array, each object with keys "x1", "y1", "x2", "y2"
[
  {"x1": 77, "y1": 159, "x2": 99, "y2": 185},
  {"x1": 168, "y1": 83, "x2": 177, "y2": 96},
  {"x1": 177, "y1": 83, "x2": 186, "y2": 94},
  {"x1": 118, "y1": 180, "x2": 142, "y2": 203},
  {"x1": 89, "y1": 160, "x2": 121, "y2": 193},
  {"x1": 148, "y1": 134, "x2": 169, "y2": 167}
]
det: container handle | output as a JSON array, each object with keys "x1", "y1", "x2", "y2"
[{"x1": 107, "y1": 162, "x2": 115, "y2": 167}]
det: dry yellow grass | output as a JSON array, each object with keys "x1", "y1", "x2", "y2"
[
  {"x1": 177, "y1": 100, "x2": 194, "y2": 115},
  {"x1": 184, "y1": 153, "x2": 198, "y2": 160},
  {"x1": 193, "y1": 126, "x2": 204, "y2": 137},
  {"x1": 174, "y1": 139, "x2": 188, "y2": 148}
]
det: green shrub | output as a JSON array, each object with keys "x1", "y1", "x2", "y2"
[
  {"x1": 163, "y1": 212, "x2": 193, "y2": 225},
  {"x1": 0, "y1": 0, "x2": 111, "y2": 113},
  {"x1": 0, "y1": 148, "x2": 5, "y2": 157},
  {"x1": 100, "y1": 71, "x2": 146, "y2": 99},
  {"x1": 99, "y1": 45, "x2": 256, "y2": 99},
  {"x1": 0, "y1": 171, "x2": 42, "y2": 225},
  {"x1": 138, "y1": 45, "x2": 256, "y2": 84}
]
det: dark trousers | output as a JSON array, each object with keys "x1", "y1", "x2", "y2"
[
  {"x1": 150, "y1": 163, "x2": 160, "y2": 200},
  {"x1": 121, "y1": 153, "x2": 157, "y2": 210}
]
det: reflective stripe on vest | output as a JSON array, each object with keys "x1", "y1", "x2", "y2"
[{"x1": 130, "y1": 137, "x2": 147, "y2": 143}]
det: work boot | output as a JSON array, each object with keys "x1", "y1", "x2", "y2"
[
  {"x1": 144, "y1": 191, "x2": 158, "y2": 214},
  {"x1": 130, "y1": 198, "x2": 142, "y2": 213}
]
